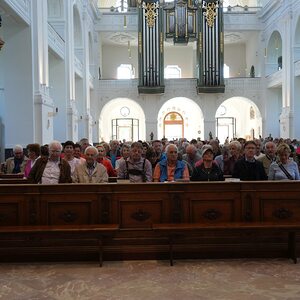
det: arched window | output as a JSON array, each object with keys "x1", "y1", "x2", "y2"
[
  {"x1": 224, "y1": 64, "x2": 230, "y2": 78},
  {"x1": 164, "y1": 65, "x2": 181, "y2": 79},
  {"x1": 117, "y1": 64, "x2": 134, "y2": 79},
  {"x1": 163, "y1": 112, "x2": 184, "y2": 140},
  {"x1": 116, "y1": 0, "x2": 128, "y2": 12}
]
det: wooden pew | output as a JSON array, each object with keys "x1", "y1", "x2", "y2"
[
  {"x1": 0, "y1": 224, "x2": 119, "y2": 266},
  {"x1": 153, "y1": 222, "x2": 300, "y2": 266}
]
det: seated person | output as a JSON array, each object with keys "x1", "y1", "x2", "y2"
[
  {"x1": 214, "y1": 146, "x2": 230, "y2": 175},
  {"x1": 4, "y1": 144, "x2": 28, "y2": 174},
  {"x1": 258, "y1": 141, "x2": 277, "y2": 176},
  {"x1": 28, "y1": 140, "x2": 72, "y2": 184},
  {"x1": 191, "y1": 145, "x2": 224, "y2": 181},
  {"x1": 182, "y1": 144, "x2": 202, "y2": 176},
  {"x1": 153, "y1": 144, "x2": 189, "y2": 182},
  {"x1": 73, "y1": 146, "x2": 108, "y2": 183},
  {"x1": 96, "y1": 144, "x2": 117, "y2": 177},
  {"x1": 268, "y1": 143, "x2": 299, "y2": 180},
  {"x1": 24, "y1": 143, "x2": 40, "y2": 178},
  {"x1": 115, "y1": 143, "x2": 131, "y2": 172},
  {"x1": 117, "y1": 142, "x2": 152, "y2": 182},
  {"x1": 62, "y1": 141, "x2": 81, "y2": 178},
  {"x1": 232, "y1": 140, "x2": 267, "y2": 181}
]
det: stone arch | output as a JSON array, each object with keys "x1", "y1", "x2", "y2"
[
  {"x1": 157, "y1": 97, "x2": 204, "y2": 141},
  {"x1": 266, "y1": 30, "x2": 282, "y2": 75},
  {"x1": 99, "y1": 98, "x2": 146, "y2": 142},
  {"x1": 215, "y1": 97, "x2": 262, "y2": 143},
  {"x1": 294, "y1": 15, "x2": 300, "y2": 61},
  {"x1": 73, "y1": 4, "x2": 83, "y2": 48}
]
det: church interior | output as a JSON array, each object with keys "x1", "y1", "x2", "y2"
[{"x1": 1, "y1": 0, "x2": 300, "y2": 299}]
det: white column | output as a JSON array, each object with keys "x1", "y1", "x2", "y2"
[
  {"x1": 279, "y1": 12, "x2": 294, "y2": 138},
  {"x1": 65, "y1": 0, "x2": 78, "y2": 141},
  {"x1": 32, "y1": 0, "x2": 54, "y2": 144}
]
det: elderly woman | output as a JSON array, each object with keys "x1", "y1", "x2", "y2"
[
  {"x1": 268, "y1": 143, "x2": 299, "y2": 180},
  {"x1": 191, "y1": 145, "x2": 224, "y2": 181},
  {"x1": 115, "y1": 143, "x2": 131, "y2": 172}
]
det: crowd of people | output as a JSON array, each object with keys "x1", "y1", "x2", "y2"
[{"x1": 1, "y1": 136, "x2": 300, "y2": 184}]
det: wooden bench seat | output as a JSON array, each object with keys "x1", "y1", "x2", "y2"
[
  {"x1": 0, "y1": 224, "x2": 119, "y2": 266},
  {"x1": 152, "y1": 222, "x2": 300, "y2": 266}
]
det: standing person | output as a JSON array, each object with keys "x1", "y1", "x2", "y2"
[
  {"x1": 153, "y1": 144, "x2": 189, "y2": 182},
  {"x1": 232, "y1": 140, "x2": 267, "y2": 181},
  {"x1": 24, "y1": 143, "x2": 40, "y2": 178},
  {"x1": 117, "y1": 142, "x2": 152, "y2": 182},
  {"x1": 191, "y1": 145, "x2": 224, "y2": 181},
  {"x1": 268, "y1": 143, "x2": 299, "y2": 180},
  {"x1": 258, "y1": 141, "x2": 277, "y2": 176},
  {"x1": 4, "y1": 144, "x2": 28, "y2": 174},
  {"x1": 73, "y1": 146, "x2": 108, "y2": 183},
  {"x1": 63, "y1": 141, "x2": 80, "y2": 178},
  {"x1": 28, "y1": 140, "x2": 72, "y2": 184}
]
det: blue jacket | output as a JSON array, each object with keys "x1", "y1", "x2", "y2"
[{"x1": 158, "y1": 159, "x2": 186, "y2": 182}]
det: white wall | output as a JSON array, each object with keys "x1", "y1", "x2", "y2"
[
  {"x1": 102, "y1": 44, "x2": 138, "y2": 79},
  {"x1": 224, "y1": 43, "x2": 247, "y2": 77}
]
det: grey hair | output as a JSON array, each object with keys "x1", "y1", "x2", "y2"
[
  {"x1": 84, "y1": 145, "x2": 98, "y2": 155},
  {"x1": 13, "y1": 144, "x2": 23, "y2": 153},
  {"x1": 48, "y1": 140, "x2": 63, "y2": 151},
  {"x1": 165, "y1": 143, "x2": 178, "y2": 153},
  {"x1": 229, "y1": 140, "x2": 242, "y2": 150}
]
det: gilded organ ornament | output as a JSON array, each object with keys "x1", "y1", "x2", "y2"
[
  {"x1": 142, "y1": 2, "x2": 159, "y2": 28},
  {"x1": 203, "y1": 1, "x2": 217, "y2": 27}
]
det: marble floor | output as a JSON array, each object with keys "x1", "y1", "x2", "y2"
[{"x1": 0, "y1": 259, "x2": 300, "y2": 300}]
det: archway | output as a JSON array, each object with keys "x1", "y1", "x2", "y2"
[
  {"x1": 99, "y1": 98, "x2": 146, "y2": 142},
  {"x1": 266, "y1": 31, "x2": 282, "y2": 76},
  {"x1": 215, "y1": 97, "x2": 262, "y2": 143},
  {"x1": 157, "y1": 97, "x2": 204, "y2": 141}
]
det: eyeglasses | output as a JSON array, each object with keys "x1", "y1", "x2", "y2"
[{"x1": 49, "y1": 150, "x2": 61, "y2": 153}]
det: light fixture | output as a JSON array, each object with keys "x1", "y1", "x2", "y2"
[{"x1": 264, "y1": 48, "x2": 267, "y2": 58}]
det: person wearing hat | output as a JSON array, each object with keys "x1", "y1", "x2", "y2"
[{"x1": 191, "y1": 145, "x2": 224, "y2": 181}]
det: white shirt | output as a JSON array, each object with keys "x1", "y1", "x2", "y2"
[{"x1": 41, "y1": 160, "x2": 60, "y2": 184}]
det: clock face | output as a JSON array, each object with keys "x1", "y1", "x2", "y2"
[{"x1": 120, "y1": 106, "x2": 130, "y2": 117}]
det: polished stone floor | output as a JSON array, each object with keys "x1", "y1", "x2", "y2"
[{"x1": 0, "y1": 259, "x2": 300, "y2": 300}]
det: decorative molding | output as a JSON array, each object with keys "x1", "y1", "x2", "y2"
[
  {"x1": 59, "y1": 210, "x2": 78, "y2": 223},
  {"x1": 203, "y1": 209, "x2": 222, "y2": 221},
  {"x1": 131, "y1": 209, "x2": 151, "y2": 222},
  {"x1": 273, "y1": 208, "x2": 293, "y2": 220},
  {"x1": 48, "y1": 23, "x2": 65, "y2": 59},
  {"x1": 4, "y1": 0, "x2": 31, "y2": 25}
]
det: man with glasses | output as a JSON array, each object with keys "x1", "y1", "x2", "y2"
[
  {"x1": 2, "y1": 144, "x2": 28, "y2": 174},
  {"x1": 28, "y1": 140, "x2": 72, "y2": 184},
  {"x1": 232, "y1": 140, "x2": 267, "y2": 181}
]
